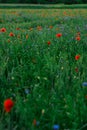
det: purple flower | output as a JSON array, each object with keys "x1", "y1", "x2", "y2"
[
  {"x1": 82, "y1": 82, "x2": 87, "y2": 87},
  {"x1": 53, "y1": 124, "x2": 60, "y2": 130}
]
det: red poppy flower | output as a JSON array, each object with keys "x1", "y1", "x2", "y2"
[
  {"x1": 76, "y1": 36, "x2": 81, "y2": 41},
  {"x1": 0, "y1": 28, "x2": 6, "y2": 32},
  {"x1": 49, "y1": 26, "x2": 53, "y2": 29},
  {"x1": 16, "y1": 28, "x2": 20, "y2": 30},
  {"x1": 77, "y1": 32, "x2": 80, "y2": 36},
  {"x1": 47, "y1": 41, "x2": 51, "y2": 45},
  {"x1": 33, "y1": 119, "x2": 37, "y2": 126},
  {"x1": 4, "y1": 99, "x2": 14, "y2": 112},
  {"x1": 9, "y1": 32, "x2": 15, "y2": 37},
  {"x1": 63, "y1": 11, "x2": 67, "y2": 15},
  {"x1": 75, "y1": 55, "x2": 80, "y2": 60},
  {"x1": 75, "y1": 68, "x2": 79, "y2": 72},
  {"x1": 85, "y1": 95, "x2": 87, "y2": 99},
  {"x1": 37, "y1": 26, "x2": 42, "y2": 31},
  {"x1": 56, "y1": 33, "x2": 62, "y2": 38},
  {"x1": 75, "y1": 68, "x2": 78, "y2": 72}
]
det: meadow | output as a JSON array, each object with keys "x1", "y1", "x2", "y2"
[{"x1": 0, "y1": 4, "x2": 87, "y2": 130}]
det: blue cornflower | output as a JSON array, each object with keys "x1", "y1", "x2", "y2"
[
  {"x1": 25, "y1": 88, "x2": 30, "y2": 94},
  {"x1": 36, "y1": 121, "x2": 40, "y2": 126},
  {"x1": 53, "y1": 124, "x2": 60, "y2": 130},
  {"x1": 82, "y1": 82, "x2": 87, "y2": 87}
]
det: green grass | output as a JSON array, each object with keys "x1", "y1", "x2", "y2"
[
  {"x1": 0, "y1": 5, "x2": 87, "y2": 130},
  {"x1": 0, "y1": 4, "x2": 87, "y2": 9}
]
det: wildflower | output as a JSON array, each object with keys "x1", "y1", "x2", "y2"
[
  {"x1": 75, "y1": 67, "x2": 79, "y2": 72},
  {"x1": 36, "y1": 121, "x2": 40, "y2": 126},
  {"x1": 26, "y1": 34, "x2": 29, "y2": 39},
  {"x1": 4, "y1": 99, "x2": 14, "y2": 112},
  {"x1": 76, "y1": 36, "x2": 81, "y2": 41},
  {"x1": 33, "y1": 119, "x2": 37, "y2": 126},
  {"x1": 7, "y1": 39, "x2": 10, "y2": 43},
  {"x1": 47, "y1": 41, "x2": 51, "y2": 45},
  {"x1": 37, "y1": 26, "x2": 42, "y2": 31},
  {"x1": 25, "y1": 88, "x2": 30, "y2": 94},
  {"x1": 12, "y1": 77, "x2": 14, "y2": 80},
  {"x1": 63, "y1": 11, "x2": 67, "y2": 15},
  {"x1": 29, "y1": 28, "x2": 33, "y2": 31},
  {"x1": 56, "y1": 28, "x2": 59, "y2": 30},
  {"x1": 17, "y1": 34, "x2": 21, "y2": 39},
  {"x1": 82, "y1": 82, "x2": 87, "y2": 87},
  {"x1": 42, "y1": 109, "x2": 45, "y2": 114},
  {"x1": 0, "y1": 28, "x2": 6, "y2": 32},
  {"x1": 16, "y1": 27, "x2": 20, "y2": 30},
  {"x1": 9, "y1": 32, "x2": 15, "y2": 37},
  {"x1": 33, "y1": 119, "x2": 40, "y2": 126},
  {"x1": 75, "y1": 55, "x2": 80, "y2": 60},
  {"x1": 49, "y1": 25, "x2": 53, "y2": 29},
  {"x1": 53, "y1": 124, "x2": 60, "y2": 130},
  {"x1": 61, "y1": 67, "x2": 64, "y2": 70},
  {"x1": 85, "y1": 95, "x2": 87, "y2": 99},
  {"x1": 56, "y1": 33, "x2": 62, "y2": 38},
  {"x1": 77, "y1": 32, "x2": 80, "y2": 36}
]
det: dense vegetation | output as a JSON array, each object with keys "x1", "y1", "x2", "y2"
[
  {"x1": 0, "y1": 0, "x2": 87, "y2": 4},
  {"x1": 0, "y1": 4, "x2": 87, "y2": 130}
]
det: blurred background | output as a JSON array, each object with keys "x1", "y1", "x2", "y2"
[{"x1": 0, "y1": 0, "x2": 87, "y2": 4}]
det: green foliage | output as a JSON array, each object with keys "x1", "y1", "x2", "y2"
[{"x1": 0, "y1": 5, "x2": 87, "y2": 130}]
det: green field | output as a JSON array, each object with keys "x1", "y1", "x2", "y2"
[
  {"x1": 0, "y1": 4, "x2": 87, "y2": 9},
  {"x1": 0, "y1": 4, "x2": 87, "y2": 130}
]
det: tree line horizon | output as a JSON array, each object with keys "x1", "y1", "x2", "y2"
[{"x1": 0, "y1": 0, "x2": 87, "y2": 4}]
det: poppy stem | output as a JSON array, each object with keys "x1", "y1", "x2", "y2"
[
  {"x1": 8, "y1": 112, "x2": 12, "y2": 130},
  {"x1": 0, "y1": 109, "x2": 4, "y2": 123}
]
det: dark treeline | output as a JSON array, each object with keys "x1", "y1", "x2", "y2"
[{"x1": 0, "y1": 0, "x2": 87, "y2": 4}]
